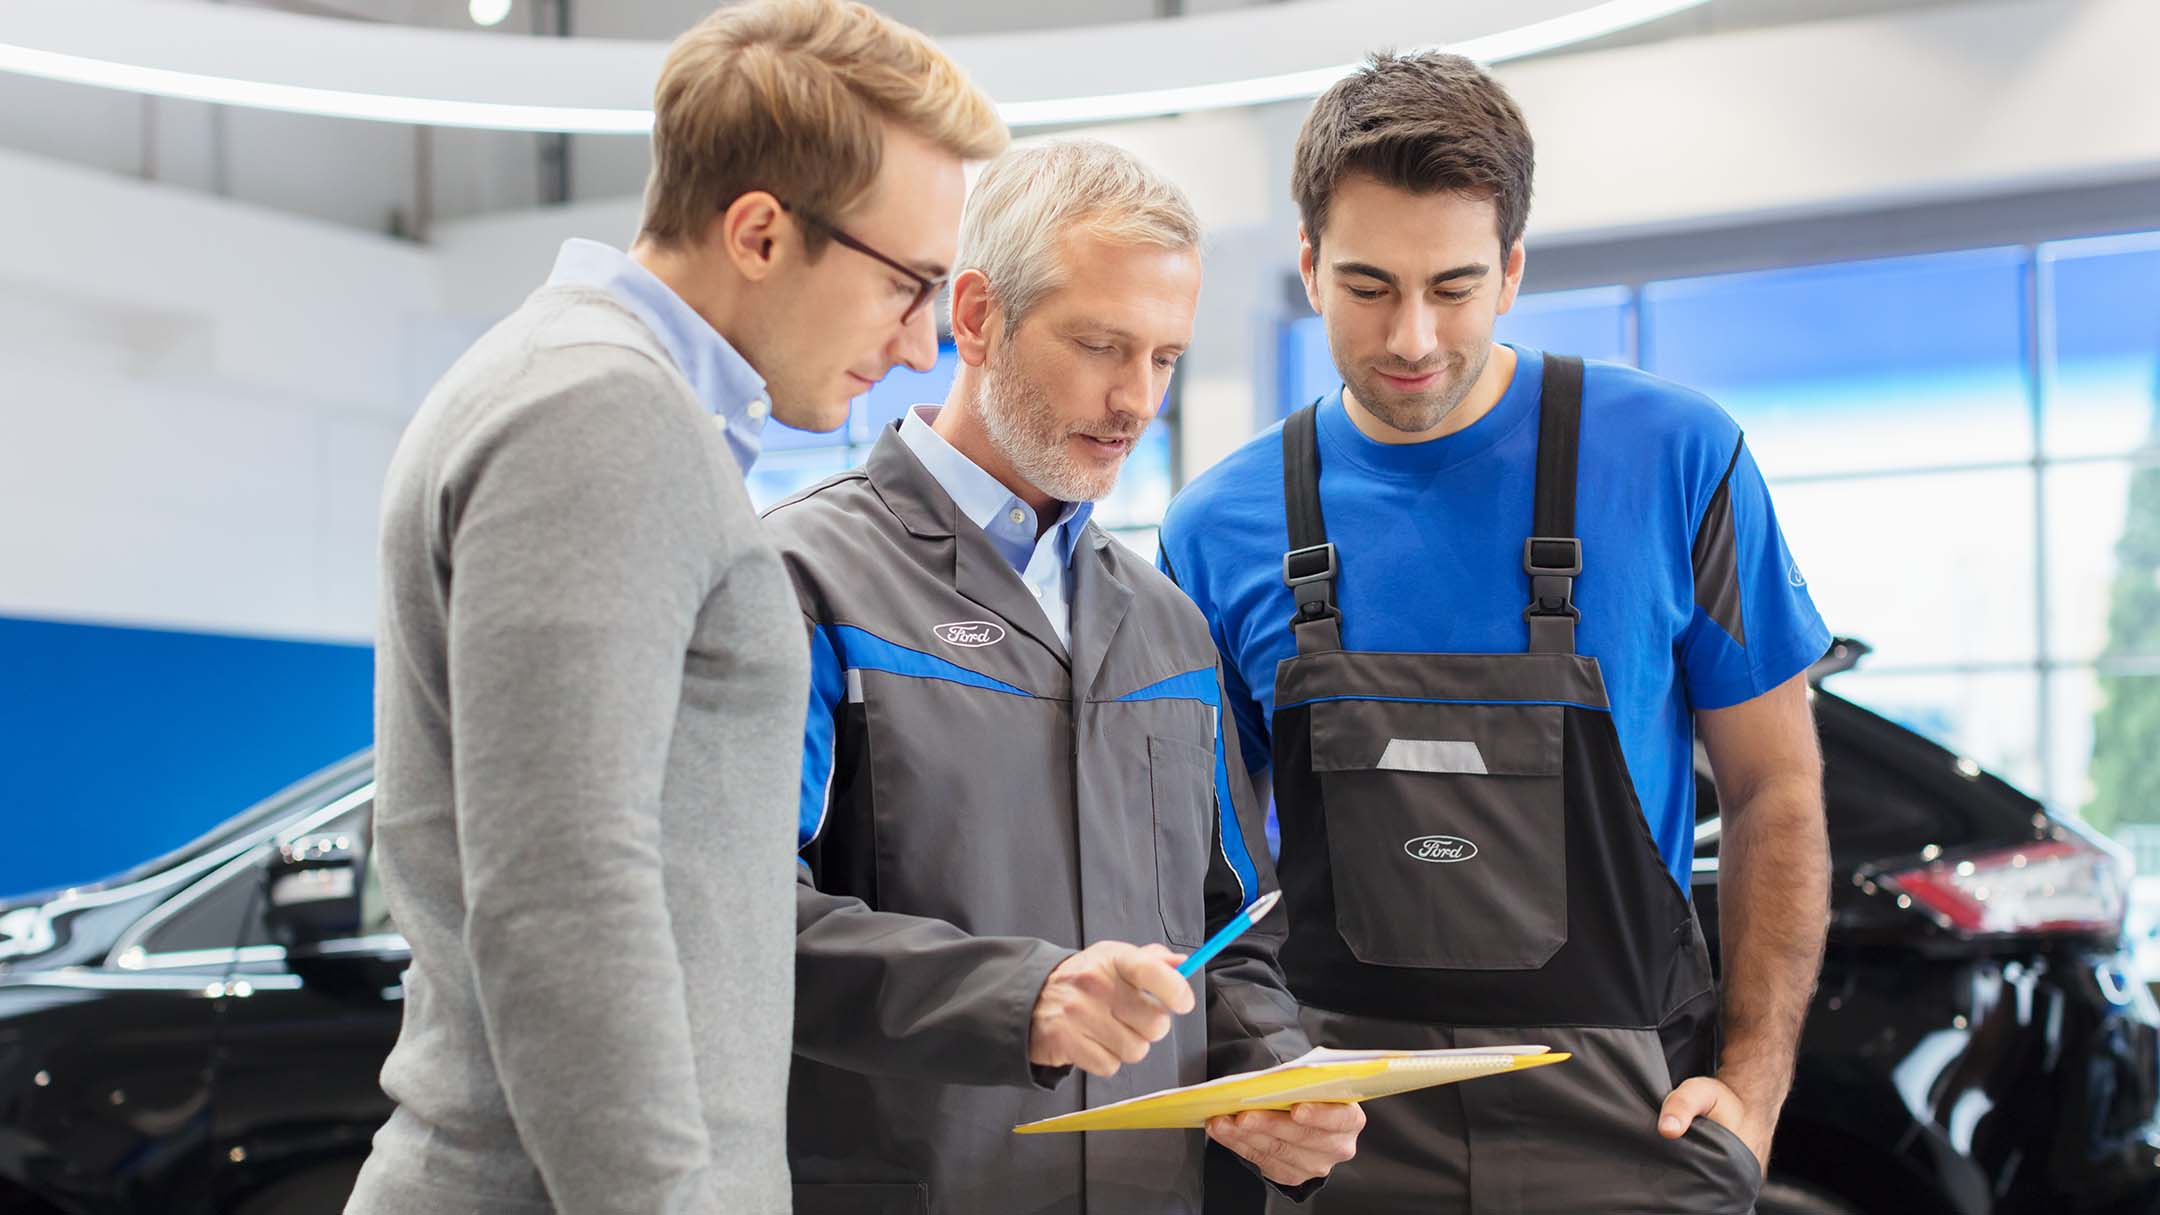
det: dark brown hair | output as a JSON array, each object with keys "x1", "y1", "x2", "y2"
[{"x1": 1291, "y1": 51, "x2": 1534, "y2": 256}]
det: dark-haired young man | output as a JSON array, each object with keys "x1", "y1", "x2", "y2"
[{"x1": 1160, "y1": 51, "x2": 1831, "y2": 1214}]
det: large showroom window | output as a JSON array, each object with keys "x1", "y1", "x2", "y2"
[{"x1": 1276, "y1": 229, "x2": 2160, "y2": 861}]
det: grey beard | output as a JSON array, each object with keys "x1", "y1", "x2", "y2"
[{"x1": 979, "y1": 353, "x2": 1127, "y2": 504}]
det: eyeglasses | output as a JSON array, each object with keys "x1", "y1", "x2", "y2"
[{"x1": 779, "y1": 201, "x2": 946, "y2": 324}]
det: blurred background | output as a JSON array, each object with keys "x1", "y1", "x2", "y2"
[
  {"x1": 1, "y1": 0, "x2": 2156, "y2": 897},
  {"x1": 10, "y1": 5, "x2": 2160, "y2": 1212}
]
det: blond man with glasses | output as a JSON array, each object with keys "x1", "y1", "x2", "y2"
[{"x1": 349, "y1": 3, "x2": 1005, "y2": 1212}]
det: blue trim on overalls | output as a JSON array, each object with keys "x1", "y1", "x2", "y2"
[{"x1": 1278, "y1": 693, "x2": 1612, "y2": 714}]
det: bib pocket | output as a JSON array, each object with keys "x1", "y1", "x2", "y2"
[{"x1": 1308, "y1": 697, "x2": 1566, "y2": 970}]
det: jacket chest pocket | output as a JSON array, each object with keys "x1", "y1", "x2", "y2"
[
  {"x1": 1148, "y1": 734, "x2": 1214, "y2": 949},
  {"x1": 856, "y1": 677, "x2": 1074, "y2": 923},
  {"x1": 1308, "y1": 697, "x2": 1567, "y2": 970}
]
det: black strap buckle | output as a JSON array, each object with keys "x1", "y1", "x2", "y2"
[
  {"x1": 1523, "y1": 537, "x2": 1581, "y2": 619},
  {"x1": 1523, "y1": 595, "x2": 1581, "y2": 622},
  {"x1": 1283, "y1": 543, "x2": 1338, "y2": 587},
  {"x1": 1523, "y1": 537, "x2": 1582, "y2": 578},
  {"x1": 1283, "y1": 543, "x2": 1339, "y2": 623}
]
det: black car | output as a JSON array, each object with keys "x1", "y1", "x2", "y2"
[
  {"x1": 2, "y1": 645, "x2": 2157, "y2": 1214},
  {"x1": 0, "y1": 756, "x2": 398, "y2": 1215}
]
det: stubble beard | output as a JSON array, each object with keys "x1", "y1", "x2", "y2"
[
  {"x1": 1342, "y1": 342, "x2": 1492, "y2": 436},
  {"x1": 979, "y1": 346, "x2": 1141, "y2": 505}
]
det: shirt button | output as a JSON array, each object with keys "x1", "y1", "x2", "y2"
[
  {"x1": 1008, "y1": 508, "x2": 1027, "y2": 525},
  {"x1": 746, "y1": 399, "x2": 769, "y2": 421},
  {"x1": 1030, "y1": 583, "x2": 1044, "y2": 598}
]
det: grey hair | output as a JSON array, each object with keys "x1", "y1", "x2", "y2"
[{"x1": 955, "y1": 137, "x2": 1202, "y2": 335}]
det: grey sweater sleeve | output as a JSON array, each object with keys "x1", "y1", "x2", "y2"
[{"x1": 436, "y1": 353, "x2": 731, "y2": 1213}]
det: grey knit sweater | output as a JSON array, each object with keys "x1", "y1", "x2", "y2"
[{"x1": 348, "y1": 286, "x2": 805, "y2": 1215}]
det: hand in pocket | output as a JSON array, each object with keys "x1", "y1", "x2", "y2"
[{"x1": 1657, "y1": 1075, "x2": 1767, "y2": 1170}]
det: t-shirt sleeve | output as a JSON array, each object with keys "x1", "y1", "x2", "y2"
[
  {"x1": 1218, "y1": 652, "x2": 1272, "y2": 774},
  {"x1": 1160, "y1": 509, "x2": 1273, "y2": 773},
  {"x1": 1678, "y1": 435, "x2": 1833, "y2": 710}
]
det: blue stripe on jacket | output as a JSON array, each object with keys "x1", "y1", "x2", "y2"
[
  {"x1": 1117, "y1": 668, "x2": 1264, "y2": 906},
  {"x1": 798, "y1": 635, "x2": 1264, "y2": 913},
  {"x1": 798, "y1": 624, "x2": 848, "y2": 851},
  {"x1": 798, "y1": 624, "x2": 1039, "y2": 849}
]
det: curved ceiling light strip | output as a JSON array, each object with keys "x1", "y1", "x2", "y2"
[
  {"x1": 0, "y1": 43, "x2": 657, "y2": 132},
  {"x1": 997, "y1": 0, "x2": 1709, "y2": 127},
  {"x1": 0, "y1": 0, "x2": 1707, "y2": 134}
]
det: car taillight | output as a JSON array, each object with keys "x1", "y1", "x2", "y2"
[{"x1": 1879, "y1": 838, "x2": 2128, "y2": 938}]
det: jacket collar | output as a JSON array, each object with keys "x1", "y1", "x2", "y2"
[{"x1": 865, "y1": 426, "x2": 1070, "y2": 666}]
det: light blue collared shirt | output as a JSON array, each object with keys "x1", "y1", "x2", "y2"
[
  {"x1": 546, "y1": 238, "x2": 771, "y2": 474},
  {"x1": 898, "y1": 405, "x2": 1094, "y2": 648}
]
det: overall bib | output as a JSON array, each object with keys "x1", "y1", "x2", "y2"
[{"x1": 1264, "y1": 357, "x2": 1762, "y2": 1213}]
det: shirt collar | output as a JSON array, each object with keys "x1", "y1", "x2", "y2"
[
  {"x1": 897, "y1": 405, "x2": 1093, "y2": 570},
  {"x1": 546, "y1": 238, "x2": 771, "y2": 471}
]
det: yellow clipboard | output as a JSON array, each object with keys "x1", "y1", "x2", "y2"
[{"x1": 1013, "y1": 1046, "x2": 1571, "y2": 1133}]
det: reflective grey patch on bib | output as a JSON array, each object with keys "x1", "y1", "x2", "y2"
[{"x1": 1377, "y1": 738, "x2": 1489, "y2": 775}]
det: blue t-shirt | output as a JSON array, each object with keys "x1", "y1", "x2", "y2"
[{"x1": 1157, "y1": 345, "x2": 1830, "y2": 891}]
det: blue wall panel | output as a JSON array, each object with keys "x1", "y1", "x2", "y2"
[{"x1": 0, "y1": 616, "x2": 372, "y2": 898}]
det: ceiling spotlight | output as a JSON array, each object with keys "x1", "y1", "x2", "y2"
[{"x1": 468, "y1": 0, "x2": 512, "y2": 28}]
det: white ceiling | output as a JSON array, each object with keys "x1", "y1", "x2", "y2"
[
  {"x1": 231, "y1": 0, "x2": 1961, "y2": 41},
  {"x1": 0, "y1": 0, "x2": 1976, "y2": 237},
  {"x1": 231, "y1": 0, "x2": 1270, "y2": 39}
]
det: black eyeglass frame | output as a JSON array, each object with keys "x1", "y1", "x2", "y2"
[{"x1": 779, "y1": 200, "x2": 946, "y2": 324}]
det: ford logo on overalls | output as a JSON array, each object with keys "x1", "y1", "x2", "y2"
[
  {"x1": 1405, "y1": 835, "x2": 1478, "y2": 863},
  {"x1": 934, "y1": 621, "x2": 1006, "y2": 648}
]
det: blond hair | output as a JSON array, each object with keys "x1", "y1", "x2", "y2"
[
  {"x1": 640, "y1": 0, "x2": 1007, "y2": 249},
  {"x1": 957, "y1": 139, "x2": 1202, "y2": 335}
]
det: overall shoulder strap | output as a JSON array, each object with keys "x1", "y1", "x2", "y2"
[
  {"x1": 1525, "y1": 355, "x2": 1586, "y2": 655},
  {"x1": 1281, "y1": 402, "x2": 1342, "y2": 655}
]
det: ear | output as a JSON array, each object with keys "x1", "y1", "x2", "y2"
[
  {"x1": 948, "y1": 268, "x2": 1000, "y2": 368},
  {"x1": 714, "y1": 190, "x2": 789, "y2": 284},
  {"x1": 1297, "y1": 226, "x2": 1323, "y2": 315},
  {"x1": 1494, "y1": 238, "x2": 1527, "y2": 315}
]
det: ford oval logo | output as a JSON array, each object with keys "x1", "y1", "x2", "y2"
[
  {"x1": 1404, "y1": 835, "x2": 1478, "y2": 864},
  {"x1": 933, "y1": 621, "x2": 1006, "y2": 648}
]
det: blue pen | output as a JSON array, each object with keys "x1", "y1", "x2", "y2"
[{"x1": 1176, "y1": 889, "x2": 1282, "y2": 978}]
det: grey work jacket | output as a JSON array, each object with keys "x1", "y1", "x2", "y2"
[{"x1": 764, "y1": 429, "x2": 1311, "y2": 1215}]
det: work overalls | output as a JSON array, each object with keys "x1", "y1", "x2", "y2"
[{"x1": 1263, "y1": 356, "x2": 1763, "y2": 1213}]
